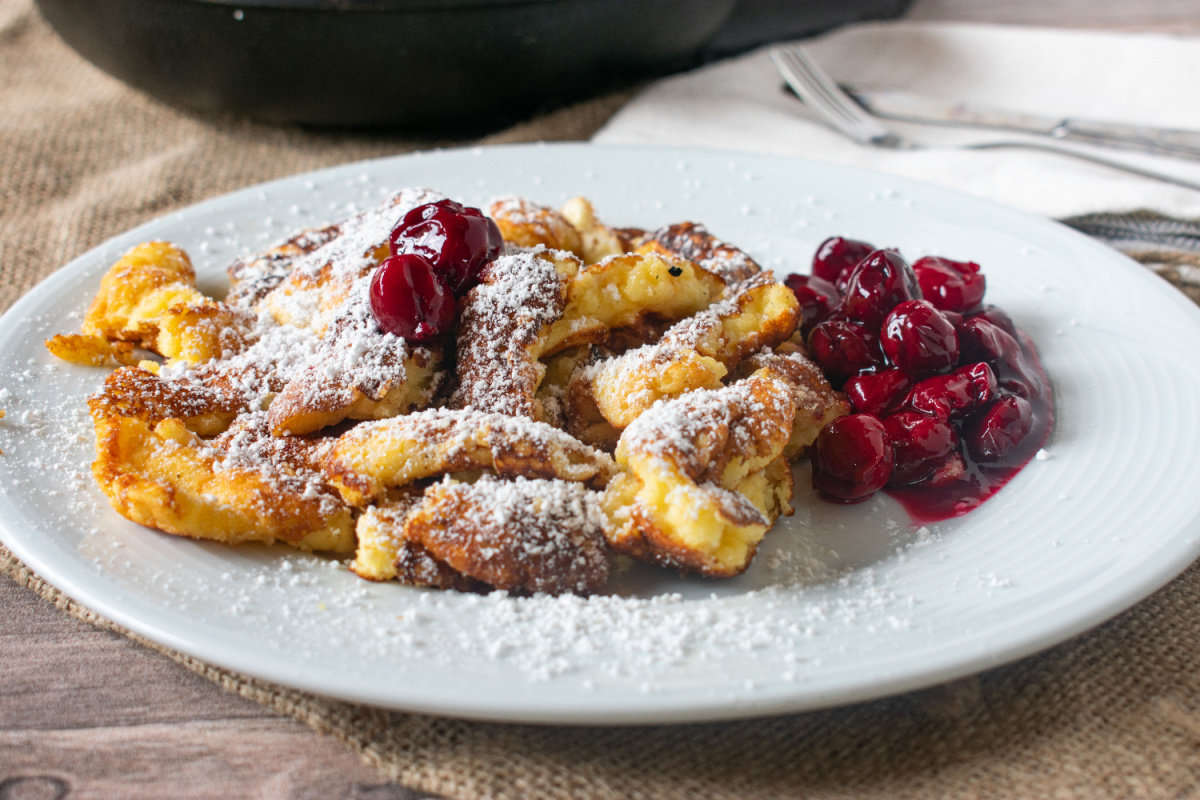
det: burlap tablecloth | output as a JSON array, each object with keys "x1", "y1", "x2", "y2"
[{"x1": 5, "y1": 2, "x2": 1200, "y2": 797}]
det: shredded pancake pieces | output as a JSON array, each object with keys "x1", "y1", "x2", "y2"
[{"x1": 49, "y1": 189, "x2": 845, "y2": 595}]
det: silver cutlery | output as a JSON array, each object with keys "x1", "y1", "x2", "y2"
[
  {"x1": 768, "y1": 45, "x2": 1200, "y2": 193},
  {"x1": 848, "y1": 87, "x2": 1200, "y2": 162}
]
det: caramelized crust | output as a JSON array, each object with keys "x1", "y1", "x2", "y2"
[
  {"x1": 450, "y1": 248, "x2": 577, "y2": 418},
  {"x1": 489, "y1": 196, "x2": 584, "y2": 257},
  {"x1": 226, "y1": 223, "x2": 342, "y2": 309},
  {"x1": 91, "y1": 413, "x2": 352, "y2": 552},
  {"x1": 89, "y1": 366, "x2": 244, "y2": 436},
  {"x1": 46, "y1": 334, "x2": 139, "y2": 368},
  {"x1": 634, "y1": 222, "x2": 762, "y2": 284}
]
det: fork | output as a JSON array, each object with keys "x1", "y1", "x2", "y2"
[{"x1": 768, "y1": 45, "x2": 1200, "y2": 193}]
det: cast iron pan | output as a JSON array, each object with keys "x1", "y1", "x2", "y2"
[{"x1": 35, "y1": 0, "x2": 739, "y2": 128}]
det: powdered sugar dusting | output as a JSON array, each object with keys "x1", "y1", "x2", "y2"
[{"x1": 451, "y1": 249, "x2": 567, "y2": 417}]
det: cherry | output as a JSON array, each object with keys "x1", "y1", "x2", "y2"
[
  {"x1": 964, "y1": 395, "x2": 1033, "y2": 462},
  {"x1": 784, "y1": 273, "x2": 841, "y2": 334},
  {"x1": 883, "y1": 411, "x2": 961, "y2": 486},
  {"x1": 912, "y1": 256, "x2": 986, "y2": 313},
  {"x1": 844, "y1": 369, "x2": 911, "y2": 417},
  {"x1": 957, "y1": 315, "x2": 1021, "y2": 366},
  {"x1": 881, "y1": 300, "x2": 959, "y2": 376},
  {"x1": 840, "y1": 249, "x2": 922, "y2": 328},
  {"x1": 940, "y1": 309, "x2": 964, "y2": 329},
  {"x1": 389, "y1": 199, "x2": 503, "y2": 293},
  {"x1": 369, "y1": 254, "x2": 457, "y2": 342},
  {"x1": 811, "y1": 414, "x2": 894, "y2": 502},
  {"x1": 807, "y1": 319, "x2": 885, "y2": 382},
  {"x1": 812, "y1": 236, "x2": 875, "y2": 285},
  {"x1": 969, "y1": 304, "x2": 1017, "y2": 338},
  {"x1": 957, "y1": 317, "x2": 1045, "y2": 398},
  {"x1": 903, "y1": 362, "x2": 997, "y2": 420}
]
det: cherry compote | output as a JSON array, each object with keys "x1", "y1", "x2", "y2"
[
  {"x1": 369, "y1": 199, "x2": 502, "y2": 341},
  {"x1": 912, "y1": 256, "x2": 986, "y2": 313},
  {"x1": 883, "y1": 411, "x2": 961, "y2": 486},
  {"x1": 844, "y1": 369, "x2": 910, "y2": 417},
  {"x1": 807, "y1": 319, "x2": 885, "y2": 384},
  {"x1": 881, "y1": 300, "x2": 959, "y2": 376},
  {"x1": 812, "y1": 414, "x2": 894, "y2": 502},
  {"x1": 787, "y1": 240, "x2": 1053, "y2": 521},
  {"x1": 369, "y1": 254, "x2": 457, "y2": 342},
  {"x1": 389, "y1": 199, "x2": 503, "y2": 293},
  {"x1": 812, "y1": 236, "x2": 875, "y2": 285},
  {"x1": 840, "y1": 249, "x2": 922, "y2": 327},
  {"x1": 784, "y1": 273, "x2": 841, "y2": 335}
]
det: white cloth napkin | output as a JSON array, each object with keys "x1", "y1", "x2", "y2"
[{"x1": 593, "y1": 22, "x2": 1200, "y2": 220}]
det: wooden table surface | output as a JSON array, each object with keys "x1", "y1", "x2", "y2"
[{"x1": 3, "y1": 2, "x2": 1198, "y2": 798}]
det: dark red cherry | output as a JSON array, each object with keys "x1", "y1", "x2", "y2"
[
  {"x1": 912, "y1": 256, "x2": 986, "y2": 313},
  {"x1": 840, "y1": 249, "x2": 922, "y2": 328},
  {"x1": 807, "y1": 319, "x2": 885, "y2": 382},
  {"x1": 956, "y1": 316, "x2": 1043, "y2": 396},
  {"x1": 812, "y1": 236, "x2": 875, "y2": 285},
  {"x1": 965, "y1": 395, "x2": 1033, "y2": 462},
  {"x1": 369, "y1": 254, "x2": 456, "y2": 342},
  {"x1": 844, "y1": 369, "x2": 911, "y2": 417},
  {"x1": 961, "y1": 312, "x2": 1052, "y2": 401},
  {"x1": 969, "y1": 304, "x2": 1017, "y2": 338},
  {"x1": 940, "y1": 309, "x2": 964, "y2": 329},
  {"x1": 784, "y1": 273, "x2": 842, "y2": 334},
  {"x1": 957, "y1": 315, "x2": 1021, "y2": 366},
  {"x1": 389, "y1": 199, "x2": 503, "y2": 293},
  {"x1": 881, "y1": 300, "x2": 959, "y2": 376},
  {"x1": 811, "y1": 414, "x2": 894, "y2": 502},
  {"x1": 903, "y1": 362, "x2": 997, "y2": 420},
  {"x1": 883, "y1": 411, "x2": 961, "y2": 486}
]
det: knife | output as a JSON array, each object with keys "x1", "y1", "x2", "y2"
[{"x1": 846, "y1": 87, "x2": 1200, "y2": 162}]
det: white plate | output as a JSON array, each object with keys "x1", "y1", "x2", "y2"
[{"x1": 3, "y1": 143, "x2": 1200, "y2": 725}]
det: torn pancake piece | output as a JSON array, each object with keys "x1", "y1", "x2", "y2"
[
  {"x1": 326, "y1": 407, "x2": 617, "y2": 506},
  {"x1": 567, "y1": 272, "x2": 799, "y2": 437},
  {"x1": 450, "y1": 248, "x2": 578, "y2": 418},
  {"x1": 600, "y1": 370, "x2": 797, "y2": 577},
  {"x1": 266, "y1": 280, "x2": 445, "y2": 436},
  {"x1": 738, "y1": 339, "x2": 850, "y2": 457},
  {"x1": 634, "y1": 221, "x2": 762, "y2": 285},
  {"x1": 90, "y1": 412, "x2": 352, "y2": 552},
  {"x1": 540, "y1": 250, "x2": 725, "y2": 355},
  {"x1": 401, "y1": 475, "x2": 611, "y2": 595},
  {"x1": 74, "y1": 241, "x2": 253, "y2": 365},
  {"x1": 488, "y1": 195, "x2": 585, "y2": 257},
  {"x1": 351, "y1": 487, "x2": 429, "y2": 581}
]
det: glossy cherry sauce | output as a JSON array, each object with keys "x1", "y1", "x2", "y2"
[
  {"x1": 886, "y1": 330, "x2": 1053, "y2": 523},
  {"x1": 800, "y1": 237, "x2": 1055, "y2": 524}
]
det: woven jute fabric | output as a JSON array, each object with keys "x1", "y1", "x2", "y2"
[{"x1": 5, "y1": 1, "x2": 1200, "y2": 797}]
